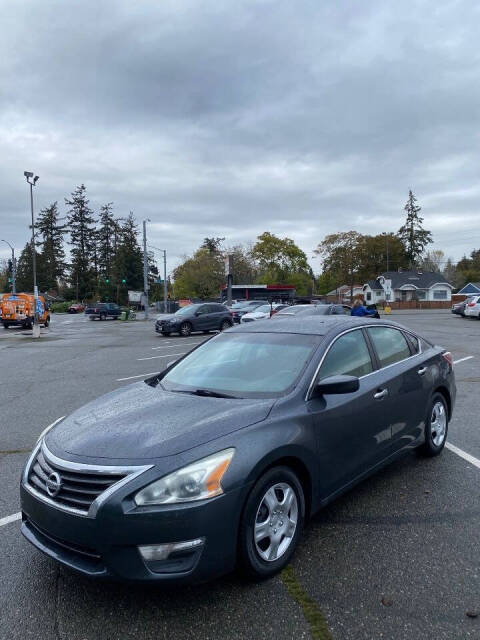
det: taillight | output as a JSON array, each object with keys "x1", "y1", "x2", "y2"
[
  {"x1": 442, "y1": 352, "x2": 453, "y2": 367},
  {"x1": 468, "y1": 302, "x2": 475, "y2": 307}
]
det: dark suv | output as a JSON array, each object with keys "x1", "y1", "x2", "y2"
[
  {"x1": 156, "y1": 303, "x2": 233, "y2": 336},
  {"x1": 87, "y1": 303, "x2": 121, "y2": 320}
]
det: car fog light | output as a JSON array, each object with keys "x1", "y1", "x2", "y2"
[{"x1": 138, "y1": 538, "x2": 204, "y2": 561}]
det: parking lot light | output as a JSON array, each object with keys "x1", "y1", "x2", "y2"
[{"x1": 24, "y1": 171, "x2": 40, "y2": 338}]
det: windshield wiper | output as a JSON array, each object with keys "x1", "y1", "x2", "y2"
[{"x1": 169, "y1": 388, "x2": 240, "y2": 399}]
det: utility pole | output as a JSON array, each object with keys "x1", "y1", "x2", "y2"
[
  {"x1": 163, "y1": 249, "x2": 167, "y2": 313},
  {"x1": 1, "y1": 240, "x2": 16, "y2": 295},
  {"x1": 148, "y1": 245, "x2": 168, "y2": 312},
  {"x1": 24, "y1": 172, "x2": 40, "y2": 338},
  {"x1": 142, "y1": 219, "x2": 150, "y2": 319},
  {"x1": 386, "y1": 234, "x2": 390, "y2": 271}
]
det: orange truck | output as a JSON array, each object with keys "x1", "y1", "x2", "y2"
[{"x1": 1, "y1": 293, "x2": 50, "y2": 329}]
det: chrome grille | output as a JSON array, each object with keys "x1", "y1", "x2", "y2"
[{"x1": 27, "y1": 446, "x2": 127, "y2": 515}]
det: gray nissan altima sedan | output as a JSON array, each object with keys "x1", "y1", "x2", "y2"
[{"x1": 20, "y1": 316, "x2": 455, "y2": 583}]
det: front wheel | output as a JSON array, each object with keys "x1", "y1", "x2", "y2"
[
  {"x1": 44, "y1": 316, "x2": 50, "y2": 327},
  {"x1": 161, "y1": 332, "x2": 171, "y2": 337},
  {"x1": 238, "y1": 466, "x2": 305, "y2": 580},
  {"x1": 2, "y1": 322, "x2": 9, "y2": 329},
  {"x1": 100, "y1": 313, "x2": 106, "y2": 321},
  {"x1": 179, "y1": 322, "x2": 192, "y2": 337},
  {"x1": 418, "y1": 393, "x2": 448, "y2": 457}
]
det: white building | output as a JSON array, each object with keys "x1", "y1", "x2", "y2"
[{"x1": 363, "y1": 271, "x2": 453, "y2": 303}]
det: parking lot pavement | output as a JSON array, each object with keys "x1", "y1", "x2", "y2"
[{"x1": 0, "y1": 310, "x2": 479, "y2": 639}]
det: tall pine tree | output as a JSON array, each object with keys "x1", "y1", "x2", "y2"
[
  {"x1": 65, "y1": 185, "x2": 96, "y2": 299},
  {"x1": 36, "y1": 202, "x2": 67, "y2": 292},
  {"x1": 397, "y1": 191, "x2": 433, "y2": 268},
  {"x1": 113, "y1": 212, "x2": 143, "y2": 299}
]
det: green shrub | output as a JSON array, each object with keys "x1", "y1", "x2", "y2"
[{"x1": 50, "y1": 301, "x2": 72, "y2": 313}]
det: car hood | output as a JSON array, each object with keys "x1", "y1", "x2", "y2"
[
  {"x1": 156, "y1": 313, "x2": 178, "y2": 322},
  {"x1": 243, "y1": 312, "x2": 267, "y2": 319},
  {"x1": 46, "y1": 382, "x2": 274, "y2": 460}
]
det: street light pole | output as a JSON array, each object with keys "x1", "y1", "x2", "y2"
[
  {"x1": 1, "y1": 240, "x2": 16, "y2": 295},
  {"x1": 142, "y1": 219, "x2": 151, "y2": 320},
  {"x1": 24, "y1": 171, "x2": 40, "y2": 337},
  {"x1": 147, "y1": 244, "x2": 168, "y2": 313}
]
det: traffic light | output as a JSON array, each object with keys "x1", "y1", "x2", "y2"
[
  {"x1": 105, "y1": 278, "x2": 110, "y2": 284},
  {"x1": 121, "y1": 277, "x2": 126, "y2": 284},
  {"x1": 7, "y1": 259, "x2": 12, "y2": 273}
]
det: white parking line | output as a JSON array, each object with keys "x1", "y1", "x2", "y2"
[
  {"x1": 453, "y1": 356, "x2": 474, "y2": 365},
  {"x1": 116, "y1": 372, "x2": 159, "y2": 381},
  {"x1": 446, "y1": 442, "x2": 480, "y2": 470},
  {"x1": 137, "y1": 352, "x2": 187, "y2": 361},
  {"x1": 0, "y1": 512, "x2": 21, "y2": 528},
  {"x1": 152, "y1": 340, "x2": 205, "y2": 350}
]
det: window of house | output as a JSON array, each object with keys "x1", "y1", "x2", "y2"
[
  {"x1": 416, "y1": 290, "x2": 426, "y2": 300},
  {"x1": 366, "y1": 292, "x2": 371, "y2": 301},
  {"x1": 433, "y1": 290, "x2": 447, "y2": 300}
]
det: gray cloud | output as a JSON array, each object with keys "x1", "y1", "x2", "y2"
[{"x1": 1, "y1": 0, "x2": 480, "y2": 274}]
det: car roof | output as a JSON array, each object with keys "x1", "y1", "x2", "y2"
[{"x1": 229, "y1": 315, "x2": 409, "y2": 336}]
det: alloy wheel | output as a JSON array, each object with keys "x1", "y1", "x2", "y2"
[
  {"x1": 431, "y1": 401, "x2": 447, "y2": 446},
  {"x1": 254, "y1": 483, "x2": 298, "y2": 562}
]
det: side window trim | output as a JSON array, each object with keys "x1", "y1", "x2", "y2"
[
  {"x1": 306, "y1": 327, "x2": 375, "y2": 400},
  {"x1": 366, "y1": 326, "x2": 417, "y2": 371}
]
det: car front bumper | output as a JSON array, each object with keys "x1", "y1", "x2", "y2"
[{"x1": 20, "y1": 481, "x2": 244, "y2": 583}]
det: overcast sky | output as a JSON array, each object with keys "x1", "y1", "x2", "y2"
[{"x1": 1, "y1": 0, "x2": 479, "y2": 275}]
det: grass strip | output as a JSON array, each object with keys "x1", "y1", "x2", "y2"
[
  {"x1": 281, "y1": 565, "x2": 333, "y2": 640},
  {"x1": 0, "y1": 448, "x2": 31, "y2": 455}
]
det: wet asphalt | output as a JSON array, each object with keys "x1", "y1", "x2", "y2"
[{"x1": 0, "y1": 310, "x2": 479, "y2": 640}]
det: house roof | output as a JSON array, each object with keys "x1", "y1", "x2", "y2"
[
  {"x1": 366, "y1": 271, "x2": 453, "y2": 291},
  {"x1": 457, "y1": 282, "x2": 480, "y2": 294}
]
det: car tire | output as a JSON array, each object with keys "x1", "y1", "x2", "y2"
[
  {"x1": 203, "y1": 330, "x2": 210, "y2": 334},
  {"x1": 238, "y1": 466, "x2": 305, "y2": 580},
  {"x1": 418, "y1": 392, "x2": 449, "y2": 457},
  {"x1": 180, "y1": 322, "x2": 192, "y2": 337},
  {"x1": 2, "y1": 322, "x2": 9, "y2": 329},
  {"x1": 44, "y1": 316, "x2": 50, "y2": 327},
  {"x1": 220, "y1": 319, "x2": 232, "y2": 331},
  {"x1": 100, "y1": 313, "x2": 106, "y2": 321}
]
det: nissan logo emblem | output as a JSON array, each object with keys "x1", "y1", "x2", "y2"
[{"x1": 45, "y1": 471, "x2": 62, "y2": 497}]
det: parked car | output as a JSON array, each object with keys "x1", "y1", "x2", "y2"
[
  {"x1": 463, "y1": 296, "x2": 480, "y2": 318},
  {"x1": 452, "y1": 297, "x2": 474, "y2": 316},
  {"x1": 67, "y1": 303, "x2": 85, "y2": 314},
  {"x1": 272, "y1": 303, "x2": 350, "y2": 318},
  {"x1": 155, "y1": 303, "x2": 234, "y2": 336},
  {"x1": 231, "y1": 300, "x2": 270, "y2": 324},
  {"x1": 87, "y1": 303, "x2": 121, "y2": 320},
  {"x1": 21, "y1": 316, "x2": 455, "y2": 584},
  {"x1": 240, "y1": 304, "x2": 278, "y2": 323}
]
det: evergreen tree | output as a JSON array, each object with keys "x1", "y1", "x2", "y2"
[
  {"x1": 15, "y1": 243, "x2": 35, "y2": 292},
  {"x1": 397, "y1": 191, "x2": 433, "y2": 267},
  {"x1": 65, "y1": 185, "x2": 96, "y2": 299},
  {"x1": 35, "y1": 202, "x2": 67, "y2": 291},
  {"x1": 114, "y1": 212, "x2": 143, "y2": 295}
]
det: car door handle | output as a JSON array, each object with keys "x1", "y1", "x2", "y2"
[
  {"x1": 418, "y1": 367, "x2": 427, "y2": 376},
  {"x1": 373, "y1": 388, "x2": 389, "y2": 400}
]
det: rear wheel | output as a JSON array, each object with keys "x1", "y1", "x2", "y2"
[
  {"x1": 100, "y1": 313, "x2": 106, "y2": 321},
  {"x1": 419, "y1": 393, "x2": 448, "y2": 457},
  {"x1": 180, "y1": 322, "x2": 192, "y2": 337},
  {"x1": 44, "y1": 316, "x2": 50, "y2": 327},
  {"x1": 220, "y1": 319, "x2": 233, "y2": 331},
  {"x1": 2, "y1": 322, "x2": 9, "y2": 329},
  {"x1": 238, "y1": 466, "x2": 305, "y2": 580}
]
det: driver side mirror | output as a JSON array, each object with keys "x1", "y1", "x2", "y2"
[{"x1": 313, "y1": 375, "x2": 359, "y2": 396}]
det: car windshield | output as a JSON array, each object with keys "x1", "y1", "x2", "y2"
[
  {"x1": 174, "y1": 305, "x2": 196, "y2": 315},
  {"x1": 276, "y1": 306, "x2": 313, "y2": 316},
  {"x1": 160, "y1": 332, "x2": 319, "y2": 398}
]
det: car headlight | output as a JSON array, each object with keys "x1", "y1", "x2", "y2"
[{"x1": 134, "y1": 448, "x2": 235, "y2": 506}]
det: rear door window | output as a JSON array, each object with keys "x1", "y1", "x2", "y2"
[
  {"x1": 367, "y1": 327, "x2": 411, "y2": 368},
  {"x1": 319, "y1": 329, "x2": 373, "y2": 379}
]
